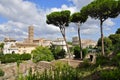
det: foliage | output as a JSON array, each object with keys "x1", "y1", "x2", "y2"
[
  {"x1": 54, "y1": 48, "x2": 66, "y2": 59},
  {"x1": 67, "y1": 41, "x2": 72, "y2": 45},
  {"x1": 71, "y1": 12, "x2": 88, "y2": 23},
  {"x1": 100, "y1": 69, "x2": 120, "y2": 80},
  {"x1": 18, "y1": 62, "x2": 80, "y2": 80},
  {"x1": 109, "y1": 33, "x2": 120, "y2": 53},
  {"x1": 73, "y1": 46, "x2": 88, "y2": 59},
  {"x1": 114, "y1": 42, "x2": 120, "y2": 53},
  {"x1": 50, "y1": 45, "x2": 66, "y2": 59},
  {"x1": 73, "y1": 46, "x2": 80, "y2": 58},
  {"x1": 0, "y1": 69, "x2": 4, "y2": 77},
  {"x1": 0, "y1": 43, "x2": 4, "y2": 49},
  {"x1": 71, "y1": 12, "x2": 88, "y2": 59},
  {"x1": 0, "y1": 43, "x2": 4, "y2": 53},
  {"x1": 20, "y1": 53, "x2": 31, "y2": 60},
  {"x1": 82, "y1": 48, "x2": 89, "y2": 58},
  {"x1": 1, "y1": 54, "x2": 20, "y2": 63},
  {"x1": 81, "y1": 0, "x2": 119, "y2": 56},
  {"x1": 116, "y1": 28, "x2": 120, "y2": 34},
  {"x1": 97, "y1": 37, "x2": 113, "y2": 55},
  {"x1": 69, "y1": 46, "x2": 74, "y2": 53},
  {"x1": 79, "y1": 59, "x2": 91, "y2": 68},
  {"x1": 46, "y1": 10, "x2": 71, "y2": 56},
  {"x1": 32, "y1": 46, "x2": 54, "y2": 62},
  {"x1": 81, "y1": 0, "x2": 119, "y2": 19},
  {"x1": 0, "y1": 53, "x2": 31, "y2": 63},
  {"x1": 46, "y1": 10, "x2": 71, "y2": 27},
  {"x1": 110, "y1": 53, "x2": 120, "y2": 66},
  {"x1": 109, "y1": 34, "x2": 120, "y2": 45},
  {"x1": 95, "y1": 55, "x2": 110, "y2": 66}
]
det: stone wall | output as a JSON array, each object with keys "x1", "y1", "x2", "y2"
[
  {"x1": 0, "y1": 59, "x2": 82, "y2": 80},
  {"x1": 0, "y1": 60, "x2": 51, "y2": 80}
]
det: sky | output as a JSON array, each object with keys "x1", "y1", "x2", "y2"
[{"x1": 0, "y1": 0, "x2": 119, "y2": 42}]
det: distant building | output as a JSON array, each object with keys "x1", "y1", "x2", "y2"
[
  {"x1": 16, "y1": 43, "x2": 37, "y2": 54},
  {"x1": 42, "y1": 39, "x2": 52, "y2": 47},
  {"x1": 3, "y1": 37, "x2": 18, "y2": 54},
  {"x1": 33, "y1": 38, "x2": 44, "y2": 46},
  {"x1": 3, "y1": 26, "x2": 52, "y2": 54},
  {"x1": 72, "y1": 37, "x2": 79, "y2": 45},
  {"x1": 72, "y1": 37, "x2": 97, "y2": 48},
  {"x1": 33, "y1": 38, "x2": 52, "y2": 47},
  {"x1": 52, "y1": 38, "x2": 67, "y2": 52},
  {"x1": 3, "y1": 26, "x2": 37, "y2": 54}
]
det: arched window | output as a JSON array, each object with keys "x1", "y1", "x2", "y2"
[{"x1": 12, "y1": 51, "x2": 15, "y2": 54}]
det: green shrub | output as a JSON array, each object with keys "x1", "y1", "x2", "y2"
[
  {"x1": 100, "y1": 69, "x2": 120, "y2": 80},
  {"x1": 79, "y1": 59, "x2": 92, "y2": 68},
  {"x1": 0, "y1": 54, "x2": 31, "y2": 63},
  {"x1": 111, "y1": 53, "x2": 120, "y2": 67},
  {"x1": 73, "y1": 46, "x2": 88, "y2": 59},
  {"x1": 82, "y1": 48, "x2": 88, "y2": 58},
  {"x1": 32, "y1": 46, "x2": 54, "y2": 62},
  {"x1": 97, "y1": 37, "x2": 113, "y2": 55},
  {"x1": 50, "y1": 45, "x2": 66, "y2": 59},
  {"x1": 74, "y1": 46, "x2": 80, "y2": 58},
  {"x1": 0, "y1": 69, "x2": 4, "y2": 76},
  {"x1": 20, "y1": 53, "x2": 31, "y2": 60},
  {"x1": 1, "y1": 54, "x2": 20, "y2": 63},
  {"x1": 95, "y1": 55, "x2": 110, "y2": 66}
]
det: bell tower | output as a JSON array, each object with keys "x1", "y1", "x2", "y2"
[{"x1": 28, "y1": 25, "x2": 34, "y2": 43}]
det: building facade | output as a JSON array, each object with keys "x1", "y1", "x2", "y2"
[
  {"x1": 72, "y1": 37, "x2": 97, "y2": 48},
  {"x1": 52, "y1": 38, "x2": 67, "y2": 52},
  {"x1": 3, "y1": 38, "x2": 18, "y2": 54},
  {"x1": 3, "y1": 26, "x2": 52, "y2": 54},
  {"x1": 16, "y1": 43, "x2": 37, "y2": 54}
]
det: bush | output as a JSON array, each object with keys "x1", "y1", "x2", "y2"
[
  {"x1": 50, "y1": 45, "x2": 66, "y2": 59},
  {"x1": 79, "y1": 59, "x2": 92, "y2": 68},
  {"x1": 100, "y1": 69, "x2": 120, "y2": 80},
  {"x1": 95, "y1": 55, "x2": 110, "y2": 66},
  {"x1": 0, "y1": 54, "x2": 31, "y2": 63},
  {"x1": 74, "y1": 46, "x2": 80, "y2": 58},
  {"x1": 97, "y1": 37, "x2": 113, "y2": 55},
  {"x1": 32, "y1": 46, "x2": 54, "y2": 62},
  {"x1": 111, "y1": 53, "x2": 120, "y2": 67},
  {"x1": 73, "y1": 46, "x2": 88, "y2": 59},
  {"x1": 1, "y1": 54, "x2": 20, "y2": 63},
  {"x1": 0, "y1": 69, "x2": 4, "y2": 76},
  {"x1": 82, "y1": 48, "x2": 88, "y2": 58},
  {"x1": 20, "y1": 53, "x2": 31, "y2": 60}
]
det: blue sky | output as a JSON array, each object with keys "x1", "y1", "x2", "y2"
[
  {"x1": 0, "y1": 0, "x2": 119, "y2": 41},
  {"x1": 26, "y1": 0, "x2": 73, "y2": 8}
]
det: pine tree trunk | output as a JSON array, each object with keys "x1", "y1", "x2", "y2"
[
  {"x1": 78, "y1": 23, "x2": 83, "y2": 59},
  {"x1": 100, "y1": 19, "x2": 105, "y2": 56},
  {"x1": 60, "y1": 27, "x2": 70, "y2": 58},
  {"x1": 63, "y1": 34, "x2": 70, "y2": 58}
]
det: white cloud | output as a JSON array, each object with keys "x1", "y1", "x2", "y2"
[
  {"x1": 49, "y1": 4, "x2": 77, "y2": 14},
  {"x1": 0, "y1": 0, "x2": 42, "y2": 25},
  {"x1": 0, "y1": 0, "x2": 117, "y2": 41},
  {"x1": 104, "y1": 19, "x2": 115, "y2": 27},
  {"x1": 69, "y1": 0, "x2": 93, "y2": 10}
]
